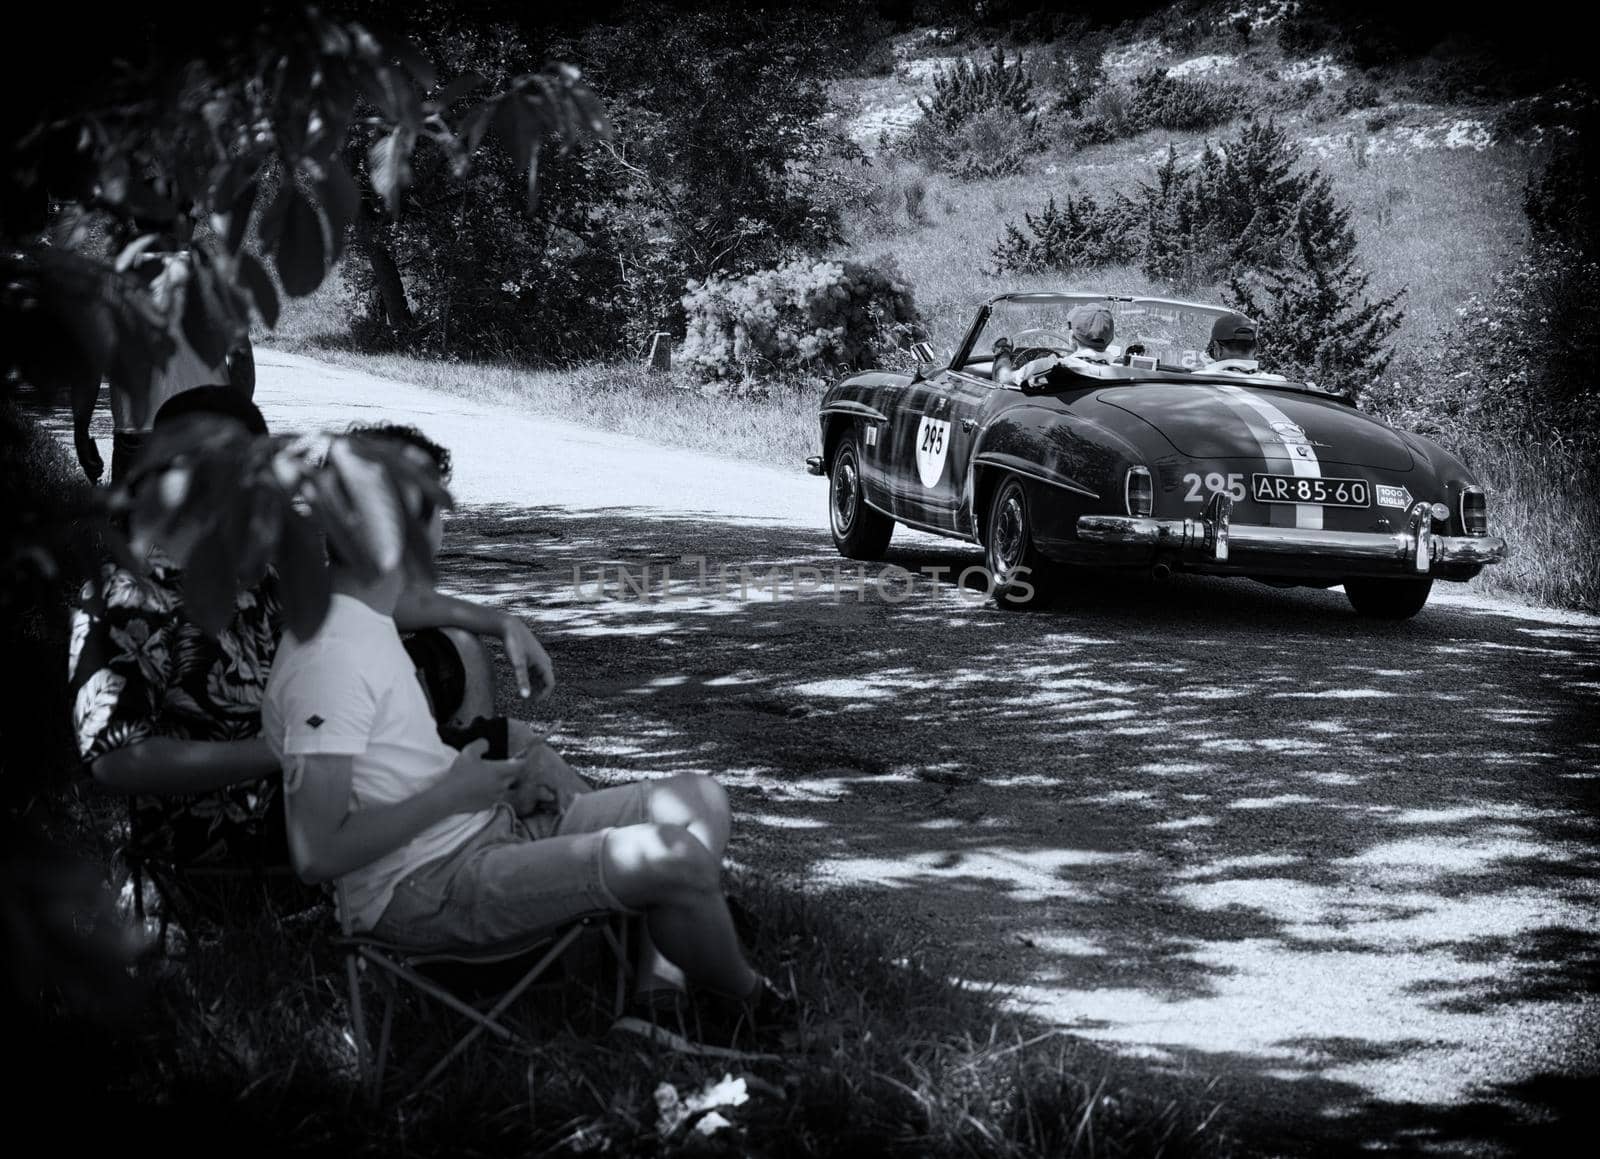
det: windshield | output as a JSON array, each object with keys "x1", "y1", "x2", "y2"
[{"x1": 964, "y1": 294, "x2": 1247, "y2": 373}]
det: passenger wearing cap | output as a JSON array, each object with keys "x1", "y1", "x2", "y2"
[{"x1": 1203, "y1": 313, "x2": 1263, "y2": 374}]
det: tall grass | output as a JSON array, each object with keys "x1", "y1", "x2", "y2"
[
  {"x1": 1460, "y1": 439, "x2": 1600, "y2": 609},
  {"x1": 117, "y1": 874, "x2": 1228, "y2": 1157},
  {"x1": 264, "y1": 338, "x2": 829, "y2": 471}
]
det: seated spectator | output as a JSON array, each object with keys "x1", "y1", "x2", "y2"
[
  {"x1": 67, "y1": 389, "x2": 555, "y2": 887},
  {"x1": 264, "y1": 424, "x2": 794, "y2": 1049}
]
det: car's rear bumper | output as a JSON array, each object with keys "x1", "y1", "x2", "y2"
[{"x1": 1075, "y1": 496, "x2": 1506, "y2": 577}]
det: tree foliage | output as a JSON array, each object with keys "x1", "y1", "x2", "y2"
[
  {"x1": 2, "y1": 5, "x2": 609, "y2": 633},
  {"x1": 1227, "y1": 208, "x2": 1404, "y2": 392},
  {"x1": 2, "y1": 6, "x2": 607, "y2": 437},
  {"x1": 681, "y1": 257, "x2": 923, "y2": 384},
  {"x1": 992, "y1": 119, "x2": 1404, "y2": 390},
  {"x1": 339, "y1": 3, "x2": 852, "y2": 360},
  {"x1": 995, "y1": 120, "x2": 1355, "y2": 287}
]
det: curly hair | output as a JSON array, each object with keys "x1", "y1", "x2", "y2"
[{"x1": 344, "y1": 422, "x2": 452, "y2": 481}]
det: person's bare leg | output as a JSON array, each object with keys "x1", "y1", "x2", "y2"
[
  {"x1": 603, "y1": 822, "x2": 758, "y2": 999},
  {"x1": 631, "y1": 775, "x2": 734, "y2": 996},
  {"x1": 647, "y1": 773, "x2": 731, "y2": 856}
]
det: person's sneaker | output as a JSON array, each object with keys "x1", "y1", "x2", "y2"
[
  {"x1": 697, "y1": 973, "x2": 801, "y2": 1053},
  {"x1": 744, "y1": 973, "x2": 800, "y2": 1032}
]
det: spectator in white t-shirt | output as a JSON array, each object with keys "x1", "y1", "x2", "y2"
[{"x1": 262, "y1": 426, "x2": 793, "y2": 1050}]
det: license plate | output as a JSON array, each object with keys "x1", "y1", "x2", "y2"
[{"x1": 1251, "y1": 473, "x2": 1370, "y2": 507}]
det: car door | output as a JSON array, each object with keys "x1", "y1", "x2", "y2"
[
  {"x1": 938, "y1": 369, "x2": 994, "y2": 537},
  {"x1": 887, "y1": 368, "x2": 991, "y2": 535},
  {"x1": 884, "y1": 375, "x2": 947, "y2": 528}
]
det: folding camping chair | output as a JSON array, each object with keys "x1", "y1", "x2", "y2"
[
  {"x1": 123, "y1": 800, "x2": 324, "y2": 951},
  {"x1": 336, "y1": 904, "x2": 634, "y2": 1099}
]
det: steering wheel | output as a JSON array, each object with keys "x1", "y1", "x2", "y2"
[{"x1": 1009, "y1": 328, "x2": 1075, "y2": 352}]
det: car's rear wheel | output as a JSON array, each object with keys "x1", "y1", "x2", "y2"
[
  {"x1": 985, "y1": 475, "x2": 1057, "y2": 609},
  {"x1": 829, "y1": 435, "x2": 893, "y2": 559},
  {"x1": 1344, "y1": 576, "x2": 1433, "y2": 619}
]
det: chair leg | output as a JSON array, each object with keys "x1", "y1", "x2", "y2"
[
  {"x1": 345, "y1": 949, "x2": 374, "y2": 1102},
  {"x1": 364, "y1": 953, "x2": 520, "y2": 1040},
  {"x1": 374, "y1": 984, "x2": 395, "y2": 1097},
  {"x1": 605, "y1": 917, "x2": 632, "y2": 1019},
  {"x1": 413, "y1": 926, "x2": 585, "y2": 1092}
]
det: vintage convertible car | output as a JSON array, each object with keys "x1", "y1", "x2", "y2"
[{"x1": 805, "y1": 292, "x2": 1507, "y2": 618}]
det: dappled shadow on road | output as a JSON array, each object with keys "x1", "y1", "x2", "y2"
[{"x1": 439, "y1": 501, "x2": 1600, "y2": 1157}]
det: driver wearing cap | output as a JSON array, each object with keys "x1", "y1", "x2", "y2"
[
  {"x1": 1064, "y1": 304, "x2": 1116, "y2": 365},
  {"x1": 997, "y1": 304, "x2": 1117, "y2": 386}
]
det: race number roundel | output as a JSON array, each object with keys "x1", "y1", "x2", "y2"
[{"x1": 916, "y1": 416, "x2": 951, "y2": 488}]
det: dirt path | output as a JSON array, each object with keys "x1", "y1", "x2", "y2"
[{"x1": 64, "y1": 350, "x2": 1600, "y2": 1154}]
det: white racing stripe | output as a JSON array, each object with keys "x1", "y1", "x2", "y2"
[{"x1": 1216, "y1": 385, "x2": 1323, "y2": 530}]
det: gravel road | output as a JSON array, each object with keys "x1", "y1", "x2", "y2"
[{"x1": 64, "y1": 350, "x2": 1600, "y2": 1155}]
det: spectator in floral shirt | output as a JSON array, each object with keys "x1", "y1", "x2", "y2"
[{"x1": 67, "y1": 387, "x2": 556, "y2": 872}]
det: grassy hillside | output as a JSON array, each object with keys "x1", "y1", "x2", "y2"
[{"x1": 831, "y1": 28, "x2": 1538, "y2": 352}]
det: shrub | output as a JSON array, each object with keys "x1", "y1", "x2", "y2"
[
  {"x1": 1339, "y1": 78, "x2": 1382, "y2": 112},
  {"x1": 1136, "y1": 119, "x2": 1357, "y2": 287},
  {"x1": 1276, "y1": 7, "x2": 1339, "y2": 59},
  {"x1": 1036, "y1": 34, "x2": 1109, "y2": 117},
  {"x1": 1227, "y1": 207, "x2": 1405, "y2": 392},
  {"x1": 1432, "y1": 246, "x2": 1598, "y2": 466},
  {"x1": 993, "y1": 120, "x2": 1396, "y2": 383},
  {"x1": 680, "y1": 256, "x2": 924, "y2": 382},
  {"x1": 903, "y1": 175, "x2": 930, "y2": 225},
  {"x1": 903, "y1": 49, "x2": 1042, "y2": 178},
  {"x1": 1072, "y1": 83, "x2": 1139, "y2": 145},
  {"x1": 1128, "y1": 68, "x2": 1240, "y2": 132},
  {"x1": 992, "y1": 192, "x2": 1137, "y2": 274},
  {"x1": 850, "y1": 160, "x2": 932, "y2": 236},
  {"x1": 944, "y1": 108, "x2": 1034, "y2": 180},
  {"x1": 917, "y1": 48, "x2": 1039, "y2": 134},
  {"x1": 1523, "y1": 103, "x2": 1599, "y2": 260}
]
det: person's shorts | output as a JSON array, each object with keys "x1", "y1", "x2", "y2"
[{"x1": 369, "y1": 786, "x2": 652, "y2": 951}]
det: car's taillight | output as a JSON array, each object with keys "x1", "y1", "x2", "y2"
[
  {"x1": 1125, "y1": 467, "x2": 1153, "y2": 517},
  {"x1": 1460, "y1": 486, "x2": 1488, "y2": 536}
]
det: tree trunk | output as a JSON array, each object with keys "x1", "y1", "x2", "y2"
[{"x1": 356, "y1": 214, "x2": 413, "y2": 334}]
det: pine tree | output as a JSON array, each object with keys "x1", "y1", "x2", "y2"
[
  {"x1": 1228, "y1": 207, "x2": 1404, "y2": 392},
  {"x1": 991, "y1": 192, "x2": 1135, "y2": 274},
  {"x1": 1137, "y1": 147, "x2": 1191, "y2": 284},
  {"x1": 919, "y1": 48, "x2": 1038, "y2": 134}
]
